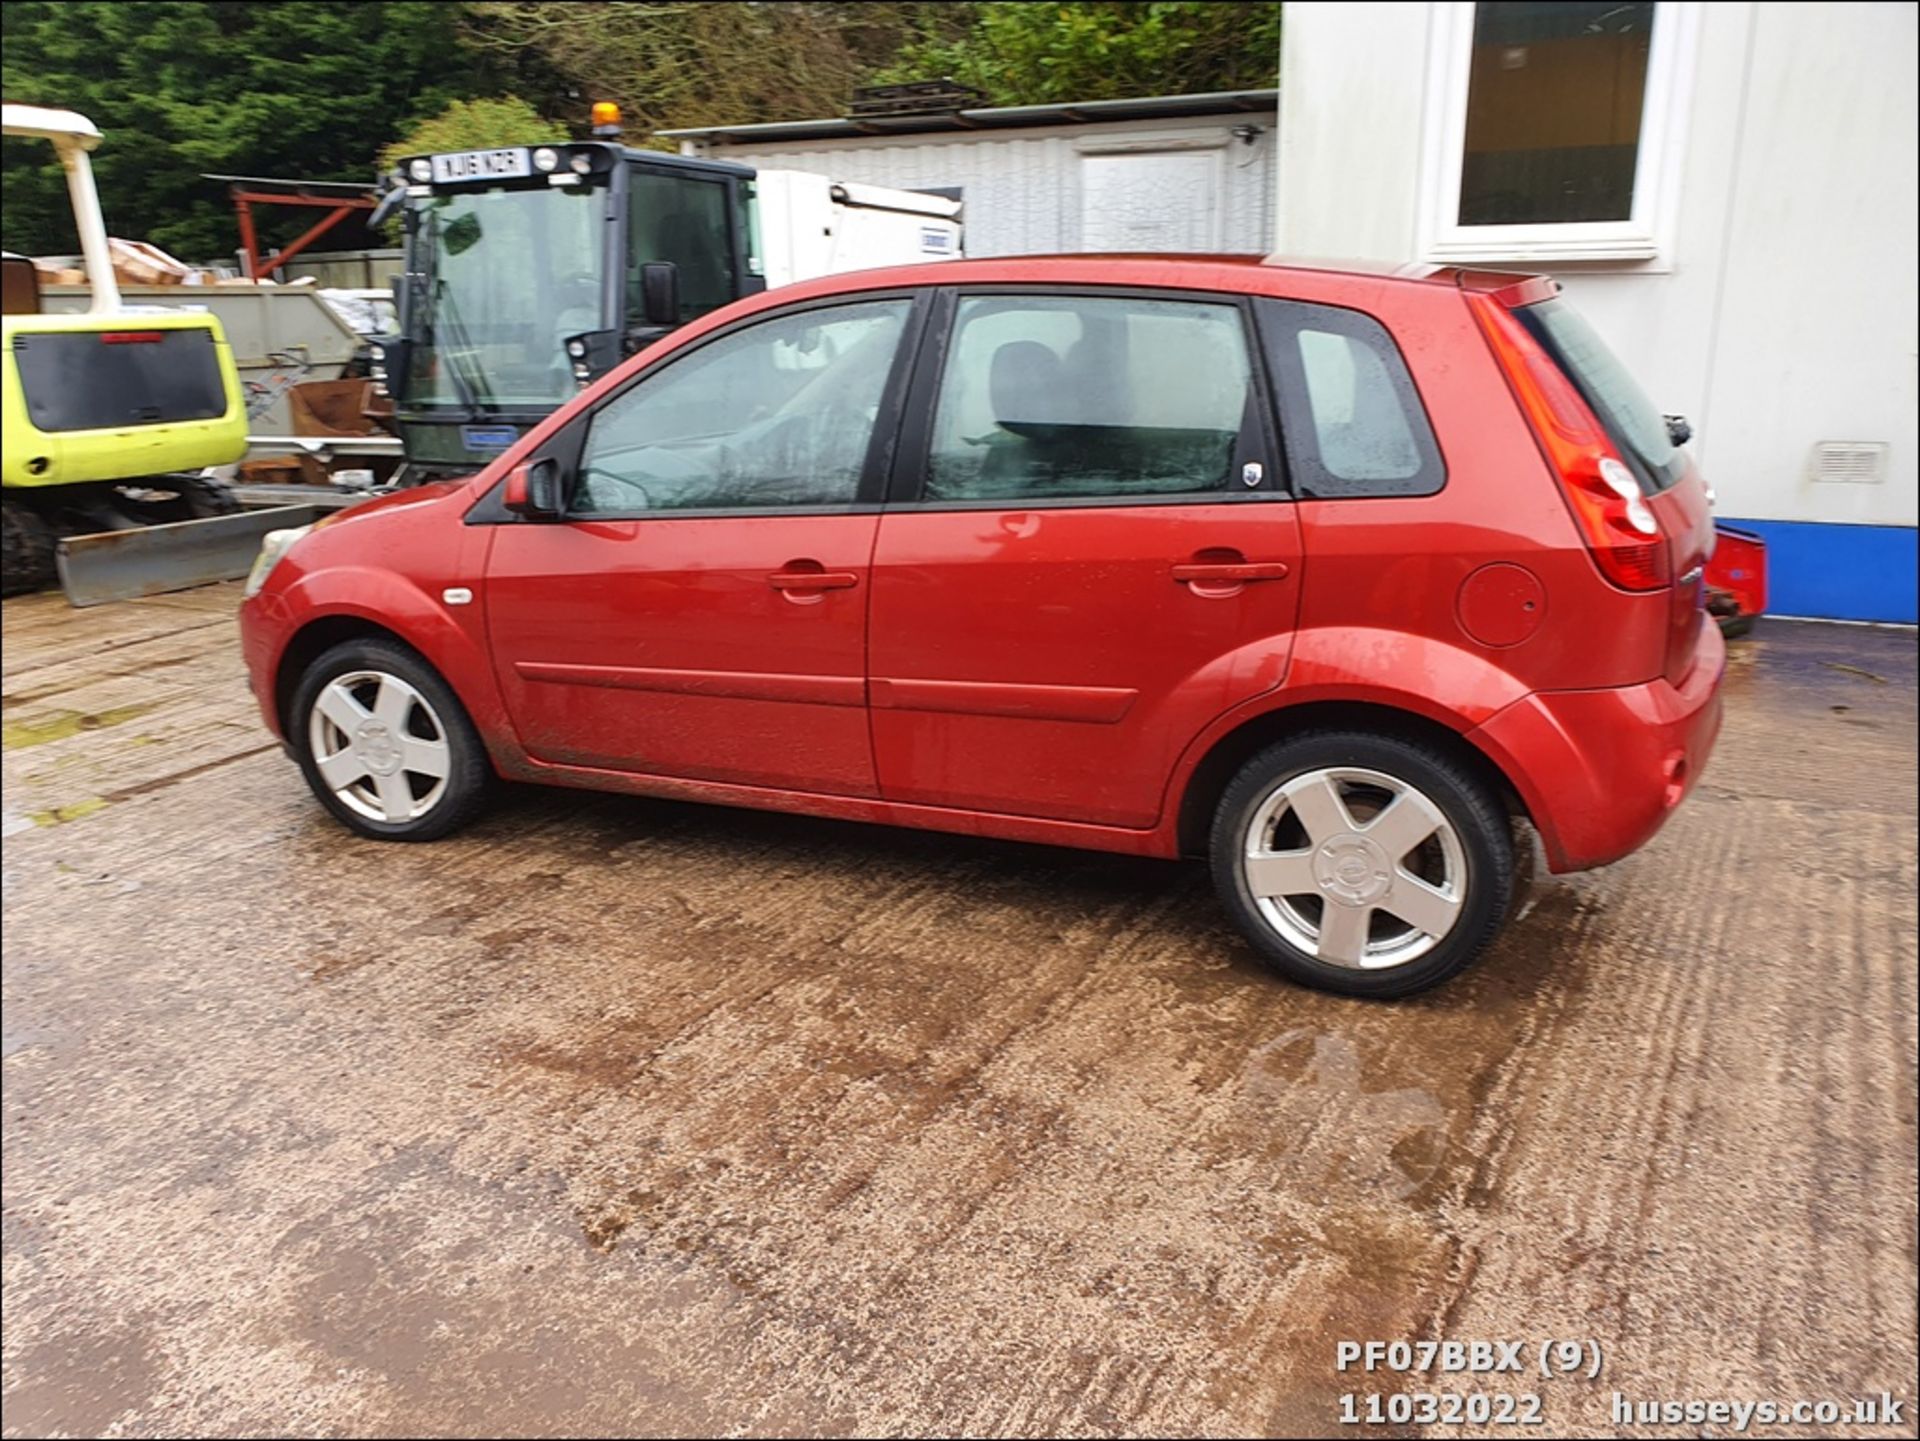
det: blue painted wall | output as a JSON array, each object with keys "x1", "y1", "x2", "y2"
[{"x1": 1718, "y1": 519, "x2": 1918, "y2": 624}]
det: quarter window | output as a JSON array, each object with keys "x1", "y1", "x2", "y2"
[
  {"x1": 574, "y1": 299, "x2": 910, "y2": 514},
  {"x1": 1257, "y1": 299, "x2": 1444, "y2": 499},
  {"x1": 924, "y1": 294, "x2": 1253, "y2": 502}
]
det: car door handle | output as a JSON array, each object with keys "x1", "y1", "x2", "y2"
[
  {"x1": 769, "y1": 567, "x2": 859, "y2": 591},
  {"x1": 1171, "y1": 561, "x2": 1291, "y2": 583}
]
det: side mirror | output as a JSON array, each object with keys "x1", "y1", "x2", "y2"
[
  {"x1": 366, "y1": 334, "x2": 409, "y2": 401},
  {"x1": 1664, "y1": 413, "x2": 1693, "y2": 447},
  {"x1": 638, "y1": 261, "x2": 680, "y2": 328},
  {"x1": 503, "y1": 457, "x2": 564, "y2": 520},
  {"x1": 369, "y1": 184, "x2": 405, "y2": 231}
]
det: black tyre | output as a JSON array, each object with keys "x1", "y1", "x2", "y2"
[
  {"x1": 289, "y1": 637, "x2": 493, "y2": 841},
  {"x1": 1, "y1": 499, "x2": 58, "y2": 597},
  {"x1": 1209, "y1": 730, "x2": 1514, "y2": 998}
]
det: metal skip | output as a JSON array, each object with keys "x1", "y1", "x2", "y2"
[{"x1": 55, "y1": 504, "x2": 322, "y2": 608}]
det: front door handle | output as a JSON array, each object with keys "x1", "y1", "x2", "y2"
[
  {"x1": 769, "y1": 566, "x2": 859, "y2": 592},
  {"x1": 1171, "y1": 561, "x2": 1291, "y2": 583}
]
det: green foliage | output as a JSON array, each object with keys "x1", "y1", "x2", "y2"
[
  {"x1": 876, "y1": 2, "x2": 1284, "y2": 106},
  {"x1": 0, "y1": 1, "x2": 502, "y2": 262},
  {"x1": 379, "y1": 96, "x2": 564, "y2": 173},
  {"x1": 461, "y1": 2, "x2": 948, "y2": 143}
]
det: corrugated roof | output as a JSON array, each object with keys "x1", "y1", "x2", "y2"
[{"x1": 656, "y1": 88, "x2": 1278, "y2": 147}]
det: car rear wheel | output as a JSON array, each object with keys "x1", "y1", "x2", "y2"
[
  {"x1": 290, "y1": 638, "x2": 491, "y2": 841},
  {"x1": 1210, "y1": 731, "x2": 1514, "y2": 998}
]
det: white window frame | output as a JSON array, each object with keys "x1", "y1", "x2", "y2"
[{"x1": 1416, "y1": 0, "x2": 1700, "y2": 265}]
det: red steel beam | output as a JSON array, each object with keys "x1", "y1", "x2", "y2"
[
  {"x1": 234, "y1": 195, "x2": 260, "y2": 279},
  {"x1": 228, "y1": 187, "x2": 377, "y2": 280}
]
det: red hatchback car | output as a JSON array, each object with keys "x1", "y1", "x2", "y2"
[{"x1": 240, "y1": 256, "x2": 1723, "y2": 997}]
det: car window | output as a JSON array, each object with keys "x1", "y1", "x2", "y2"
[
  {"x1": 924, "y1": 294, "x2": 1252, "y2": 502},
  {"x1": 626, "y1": 172, "x2": 735, "y2": 324},
  {"x1": 1516, "y1": 297, "x2": 1681, "y2": 494},
  {"x1": 1257, "y1": 298, "x2": 1444, "y2": 499},
  {"x1": 574, "y1": 299, "x2": 910, "y2": 514}
]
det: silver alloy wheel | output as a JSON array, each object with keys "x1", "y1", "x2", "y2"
[
  {"x1": 1240, "y1": 765, "x2": 1466, "y2": 970},
  {"x1": 306, "y1": 669, "x2": 452, "y2": 824}
]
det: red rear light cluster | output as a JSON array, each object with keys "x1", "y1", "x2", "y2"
[
  {"x1": 100, "y1": 330, "x2": 165, "y2": 345},
  {"x1": 1468, "y1": 295, "x2": 1669, "y2": 592}
]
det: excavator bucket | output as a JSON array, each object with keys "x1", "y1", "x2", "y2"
[{"x1": 55, "y1": 504, "x2": 321, "y2": 607}]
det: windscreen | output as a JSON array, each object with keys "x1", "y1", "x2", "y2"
[
  {"x1": 1517, "y1": 298, "x2": 1682, "y2": 493},
  {"x1": 405, "y1": 184, "x2": 606, "y2": 411}
]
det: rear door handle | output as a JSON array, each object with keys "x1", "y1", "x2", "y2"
[
  {"x1": 1172, "y1": 561, "x2": 1290, "y2": 583},
  {"x1": 769, "y1": 568, "x2": 859, "y2": 591}
]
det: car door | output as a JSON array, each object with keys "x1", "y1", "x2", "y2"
[
  {"x1": 483, "y1": 293, "x2": 921, "y2": 795},
  {"x1": 867, "y1": 287, "x2": 1303, "y2": 829}
]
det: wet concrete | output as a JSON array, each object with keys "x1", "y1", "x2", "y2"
[{"x1": 2, "y1": 585, "x2": 1914, "y2": 1438}]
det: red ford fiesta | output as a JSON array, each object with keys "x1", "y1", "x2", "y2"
[{"x1": 240, "y1": 255, "x2": 1723, "y2": 997}]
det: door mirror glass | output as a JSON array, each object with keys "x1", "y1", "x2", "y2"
[{"x1": 503, "y1": 456, "x2": 564, "y2": 519}]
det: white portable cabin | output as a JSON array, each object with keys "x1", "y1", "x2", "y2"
[
  {"x1": 661, "y1": 89, "x2": 1280, "y2": 260},
  {"x1": 753, "y1": 173, "x2": 962, "y2": 288}
]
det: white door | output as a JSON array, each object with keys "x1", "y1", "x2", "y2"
[{"x1": 1079, "y1": 150, "x2": 1221, "y2": 251}]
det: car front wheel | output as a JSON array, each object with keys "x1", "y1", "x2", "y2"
[
  {"x1": 290, "y1": 638, "x2": 492, "y2": 841},
  {"x1": 1210, "y1": 730, "x2": 1514, "y2": 998}
]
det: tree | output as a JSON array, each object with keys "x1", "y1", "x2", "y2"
[
  {"x1": 0, "y1": 1, "x2": 505, "y2": 262},
  {"x1": 379, "y1": 96, "x2": 565, "y2": 173},
  {"x1": 875, "y1": 2, "x2": 1284, "y2": 106},
  {"x1": 462, "y1": 2, "x2": 965, "y2": 142}
]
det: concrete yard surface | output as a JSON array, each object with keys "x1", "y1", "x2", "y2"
[{"x1": 2, "y1": 584, "x2": 1915, "y2": 1438}]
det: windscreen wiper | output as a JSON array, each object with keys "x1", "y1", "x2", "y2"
[
  {"x1": 429, "y1": 279, "x2": 495, "y2": 419},
  {"x1": 412, "y1": 212, "x2": 480, "y2": 422}
]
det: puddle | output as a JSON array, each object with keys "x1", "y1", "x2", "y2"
[
  {"x1": 2, "y1": 704, "x2": 155, "y2": 751},
  {"x1": 1244, "y1": 1029, "x2": 1451, "y2": 1201}
]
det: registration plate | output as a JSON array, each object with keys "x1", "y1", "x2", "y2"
[
  {"x1": 461, "y1": 425, "x2": 519, "y2": 453},
  {"x1": 430, "y1": 148, "x2": 530, "y2": 184}
]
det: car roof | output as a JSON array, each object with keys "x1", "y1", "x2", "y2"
[{"x1": 762, "y1": 252, "x2": 1540, "y2": 304}]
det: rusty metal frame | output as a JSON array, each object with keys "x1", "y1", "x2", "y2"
[{"x1": 207, "y1": 175, "x2": 377, "y2": 279}]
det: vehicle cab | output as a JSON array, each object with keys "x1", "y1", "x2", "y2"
[{"x1": 371, "y1": 137, "x2": 763, "y2": 477}]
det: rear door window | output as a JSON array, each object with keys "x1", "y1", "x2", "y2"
[
  {"x1": 1516, "y1": 297, "x2": 1681, "y2": 493},
  {"x1": 1256, "y1": 299, "x2": 1445, "y2": 498},
  {"x1": 922, "y1": 293, "x2": 1255, "y2": 502},
  {"x1": 14, "y1": 327, "x2": 228, "y2": 432}
]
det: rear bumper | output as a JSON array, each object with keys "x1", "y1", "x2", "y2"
[{"x1": 1469, "y1": 618, "x2": 1725, "y2": 873}]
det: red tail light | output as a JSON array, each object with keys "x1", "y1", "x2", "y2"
[
  {"x1": 1468, "y1": 294, "x2": 1669, "y2": 592},
  {"x1": 100, "y1": 330, "x2": 165, "y2": 345}
]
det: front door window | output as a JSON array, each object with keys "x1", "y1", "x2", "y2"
[{"x1": 575, "y1": 299, "x2": 911, "y2": 513}]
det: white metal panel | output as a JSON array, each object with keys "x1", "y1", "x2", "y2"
[
  {"x1": 1275, "y1": 2, "x2": 1433, "y2": 261},
  {"x1": 1079, "y1": 150, "x2": 1221, "y2": 250},
  {"x1": 1691, "y1": 1, "x2": 1917, "y2": 528}
]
